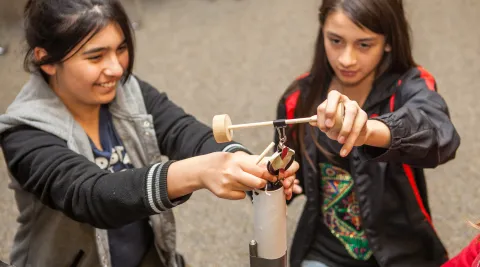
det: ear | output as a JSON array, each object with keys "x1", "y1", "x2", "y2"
[
  {"x1": 385, "y1": 44, "x2": 392, "y2": 52},
  {"x1": 34, "y1": 47, "x2": 57, "y2": 76}
]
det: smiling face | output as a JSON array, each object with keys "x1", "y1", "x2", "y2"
[
  {"x1": 39, "y1": 22, "x2": 130, "y2": 107},
  {"x1": 323, "y1": 10, "x2": 391, "y2": 88}
]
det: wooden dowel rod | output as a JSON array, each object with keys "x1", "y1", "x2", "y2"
[
  {"x1": 227, "y1": 115, "x2": 317, "y2": 130},
  {"x1": 256, "y1": 142, "x2": 275, "y2": 165},
  {"x1": 228, "y1": 120, "x2": 274, "y2": 130}
]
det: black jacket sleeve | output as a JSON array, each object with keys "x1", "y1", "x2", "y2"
[
  {"x1": 359, "y1": 69, "x2": 461, "y2": 168},
  {"x1": 1, "y1": 126, "x2": 187, "y2": 229},
  {"x1": 137, "y1": 78, "x2": 250, "y2": 159}
]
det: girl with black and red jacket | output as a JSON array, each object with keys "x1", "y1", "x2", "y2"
[{"x1": 276, "y1": 1, "x2": 461, "y2": 267}]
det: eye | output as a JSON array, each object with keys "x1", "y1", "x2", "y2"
[
  {"x1": 117, "y1": 44, "x2": 128, "y2": 52},
  {"x1": 359, "y1": 42, "x2": 372, "y2": 49},
  {"x1": 329, "y1": 38, "x2": 342, "y2": 45},
  {"x1": 87, "y1": 55, "x2": 102, "y2": 61}
]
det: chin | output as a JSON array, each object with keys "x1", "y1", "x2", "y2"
[
  {"x1": 337, "y1": 77, "x2": 362, "y2": 87},
  {"x1": 336, "y1": 72, "x2": 368, "y2": 87},
  {"x1": 96, "y1": 91, "x2": 117, "y2": 104}
]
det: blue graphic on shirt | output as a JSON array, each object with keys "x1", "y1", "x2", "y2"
[{"x1": 93, "y1": 145, "x2": 133, "y2": 172}]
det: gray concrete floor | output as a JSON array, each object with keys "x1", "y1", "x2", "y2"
[{"x1": 1, "y1": 0, "x2": 480, "y2": 266}]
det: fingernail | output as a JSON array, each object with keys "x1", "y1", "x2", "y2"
[
  {"x1": 325, "y1": 119, "x2": 333, "y2": 127},
  {"x1": 340, "y1": 149, "x2": 347, "y2": 157},
  {"x1": 338, "y1": 136, "x2": 345, "y2": 144}
]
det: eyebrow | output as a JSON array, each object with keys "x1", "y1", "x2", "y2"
[
  {"x1": 326, "y1": 31, "x2": 376, "y2": 42},
  {"x1": 82, "y1": 39, "x2": 127, "y2": 55}
]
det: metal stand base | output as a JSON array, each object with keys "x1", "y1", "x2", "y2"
[
  {"x1": 249, "y1": 240, "x2": 287, "y2": 267},
  {"x1": 250, "y1": 252, "x2": 287, "y2": 267}
]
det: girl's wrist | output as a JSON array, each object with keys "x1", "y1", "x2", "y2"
[
  {"x1": 365, "y1": 120, "x2": 391, "y2": 148},
  {"x1": 167, "y1": 156, "x2": 206, "y2": 199}
]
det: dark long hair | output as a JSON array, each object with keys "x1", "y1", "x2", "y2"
[
  {"x1": 23, "y1": 0, "x2": 135, "y2": 83},
  {"x1": 284, "y1": 0, "x2": 416, "y2": 167}
]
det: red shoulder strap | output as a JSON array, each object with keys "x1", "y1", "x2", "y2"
[
  {"x1": 285, "y1": 72, "x2": 310, "y2": 120},
  {"x1": 286, "y1": 91, "x2": 300, "y2": 120},
  {"x1": 389, "y1": 93, "x2": 396, "y2": 113},
  {"x1": 417, "y1": 66, "x2": 436, "y2": 91}
]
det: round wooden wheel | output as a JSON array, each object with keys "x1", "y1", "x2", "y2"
[{"x1": 212, "y1": 114, "x2": 233, "y2": 143}]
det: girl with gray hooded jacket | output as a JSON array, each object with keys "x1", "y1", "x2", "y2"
[{"x1": 0, "y1": 1, "x2": 299, "y2": 267}]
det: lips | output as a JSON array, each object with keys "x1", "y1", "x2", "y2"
[
  {"x1": 95, "y1": 81, "x2": 117, "y2": 88},
  {"x1": 339, "y1": 70, "x2": 358, "y2": 77}
]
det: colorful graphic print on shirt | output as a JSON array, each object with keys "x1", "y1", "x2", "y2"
[{"x1": 320, "y1": 163, "x2": 373, "y2": 261}]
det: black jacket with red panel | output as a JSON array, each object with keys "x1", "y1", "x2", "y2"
[{"x1": 276, "y1": 67, "x2": 461, "y2": 267}]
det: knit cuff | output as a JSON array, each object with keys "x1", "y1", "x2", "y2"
[
  {"x1": 145, "y1": 160, "x2": 191, "y2": 213},
  {"x1": 222, "y1": 143, "x2": 252, "y2": 154}
]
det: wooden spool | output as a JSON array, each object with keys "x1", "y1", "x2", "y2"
[{"x1": 212, "y1": 114, "x2": 234, "y2": 143}]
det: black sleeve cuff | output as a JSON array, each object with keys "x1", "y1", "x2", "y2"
[
  {"x1": 221, "y1": 143, "x2": 252, "y2": 154},
  {"x1": 358, "y1": 115, "x2": 402, "y2": 162}
]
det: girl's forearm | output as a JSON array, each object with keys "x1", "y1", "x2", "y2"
[{"x1": 364, "y1": 120, "x2": 391, "y2": 148}]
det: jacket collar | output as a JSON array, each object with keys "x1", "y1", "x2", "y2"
[{"x1": 362, "y1": 72, "x2": 402, "y2": 112}]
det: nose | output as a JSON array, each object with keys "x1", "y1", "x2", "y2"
[
  {"x1": 104, "y1": 55, "x2": 124, "y2": 77},
  {"x1": 338, "y1": 46, "x2": 357, "y2": 68}
]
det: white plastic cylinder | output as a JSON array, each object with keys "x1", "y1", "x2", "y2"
[{"x1": 252, "y1": 187, "x2": 287, "y2": 259}]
